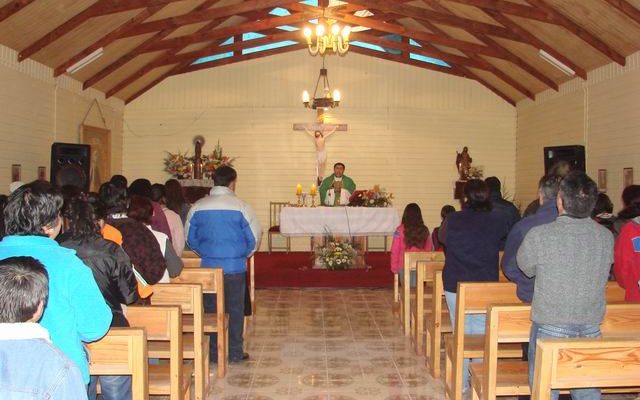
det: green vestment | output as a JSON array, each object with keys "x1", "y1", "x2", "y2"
[{"x1": 319, "y1": 174, "x2": 356, "y2": 205}]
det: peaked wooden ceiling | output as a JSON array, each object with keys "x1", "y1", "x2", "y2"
[{"x1": 1, "y1": 0, "x2": 639, "y2": 105}]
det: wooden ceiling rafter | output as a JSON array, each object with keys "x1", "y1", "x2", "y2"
[
  {"x1": 525, "y1": 0, "x2": 625, "y2": 65},
  {"x1": 118, "y1": 0, "x2": 303, "y2": 39},
  {"x1": 0, "y1": 0, "x2": 35, "y2": 24},
  {"x1": 440, "y1": 0, "x2": 555, "y2": 23},
  {"x1": 603, "y1": 0, "x2": 640, "y2": 26}
]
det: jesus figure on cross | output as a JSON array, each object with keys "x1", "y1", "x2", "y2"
[{"x1": 305, "y1": 126, "x2": 337, "y2": 184}]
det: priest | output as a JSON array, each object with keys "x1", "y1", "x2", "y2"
[{"x1": 319, "y1": 162, "x2": 356, "y2": 206}]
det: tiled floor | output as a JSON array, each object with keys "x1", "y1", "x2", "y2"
[{"x1": 208, "y1": 288, "x2": 443, "y2": 400}]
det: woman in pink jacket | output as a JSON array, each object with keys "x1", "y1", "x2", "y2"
[{"x1": 391, "y1": 203, "x2": 432, "y2": 287}]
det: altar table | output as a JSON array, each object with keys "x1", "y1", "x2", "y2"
[{"x1": 280, "y1": 206, "x2": 400, "y2": 237}]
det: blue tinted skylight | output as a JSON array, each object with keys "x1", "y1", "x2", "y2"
[
  {"x1": 410, "y1": 53, "x2": 450, "y2": 67},
  {"x1": 269, "y1": 7, "x2": 290, "y2": 16},
  {"x1": 220, "y1": 36, "x2": 234, "y2": 46},
  {"x1": 193, "y1": 52, "x2": 233, "y2": 65},
  {"x1": 243, "y1": 41, "x2": 298, "y2": 55},
  {"x1": 277, "y1": 25, "x2": 299, "y2": 31},
  {"x1": 409, "y1": 39, "x2": 422, "y2": 47},
  {"x1": 243, "y1": 32, "x2": 265, "y2": 41},
  {"x1": 383, "y1": 34, "x2": 402, "y2": 42},
  {"x1": 301, "y1": 0, "x2": 318, "y2": 5},
  {"x1": 351, "y1": 41, "x2": 386, "y2": 52}
]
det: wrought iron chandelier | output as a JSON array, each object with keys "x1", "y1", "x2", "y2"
[
  {"x1": 302, "y1": 57, "x2": 341, "y2": 110},
  {"x1": 303, "y1": 19, "x2": 351, "y2": 57}
]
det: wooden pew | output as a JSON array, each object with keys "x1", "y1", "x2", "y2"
[
  {"x1": 170, "y1": 270, "x2": 226, "y2": 381},
  {"x1": 182, "y1": 257, "x2": 201, "y2": 268},
  {"x1": 469, "y1": 285, "x2": 634, "y2": 400},
  {"x1": 87, "y1": 327, "x2": 148, "y2": 400},
  {"x1": 127, "y1": 305, "x2": 191, "y2": 400},
  {"x1": 444, "y1": 282, "x2": 523, "y2": 400},
  {"x1": 151, "y1": 283, "x2": 210, "y2": 400},
  {"x1": 401, "y1": 251, "x2": 444, "y2": 336},
  {"x1": 414, "y1": 257, "x2": 446, "y2": 355},
  {"x1": 182, "y1": 250, "x2": 199, "y2": 258},
  {"x1": 532, "y1": 337, "x2": 640, "y2": 400},
  {"x1": 425, "y1": 269, "x2": 452, "y2": 379}
]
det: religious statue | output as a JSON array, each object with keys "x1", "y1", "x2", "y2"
[
  {"x1": 193, "y1": 135, "x2": 205, "y2": 180},
  {"x1": 456, "y1": 146, "x2": 473, "y2": 180},
  {"x1": 305, "y1": 127, "x2": 337, "y2": 184}
]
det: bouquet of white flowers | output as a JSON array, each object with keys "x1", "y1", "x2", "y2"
[{"x1": 315, "y1": 236, "x2": 357, "y2": 270}]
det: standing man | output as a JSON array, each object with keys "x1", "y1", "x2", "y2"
[
  {"x1": 517, "y1": 171, "x2": 613, "y2": 400},
  {"x1": 319, "y1": 162, "x2": 356, "y2": 206},
  {"x1": 185, "y1": 166, "x2": 261, "y2": 363},
  {"x1": 485, "y1": 176, "x2": 520, "y2": 236}
]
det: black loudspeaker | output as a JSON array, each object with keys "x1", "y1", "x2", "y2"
[
  {"x1": 50, "y1": 143, "x2": 91, "y2": 191},
  {"x1": 543, "y1": 145, "x2": 585, "y2": 175}
]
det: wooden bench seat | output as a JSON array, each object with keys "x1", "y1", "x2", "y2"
[
  {"x1": 401, "y1": 251, "x2": 444, "y2": 336},
  {"x1": 149, "y1": 363, "x2": 193, "y2": 396},
  {"x1": 425, "y1": 270, "x2": 452, "y2": 378}
]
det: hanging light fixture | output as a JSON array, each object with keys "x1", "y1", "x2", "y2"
[
  {"x1": 303, "y1": 17, "x2": 351, "y2": 56},
  {"x1": 302, "y1": 57, "x2": 341, "y2": 110}
]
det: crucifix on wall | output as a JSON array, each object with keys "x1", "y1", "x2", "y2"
[{"x1": 293, "y1": 108, "x2": 348, "y2": 184}]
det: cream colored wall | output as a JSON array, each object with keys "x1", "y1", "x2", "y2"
[
  {"x1": 124, "y1": 50, "x2": 516, "y2": 251},
  {"x1": 0, "y1": 44, "x2": 124, "y2": 192},
  {"x1": 516, "y1": 51, "x2": 640, "y2": 212}
]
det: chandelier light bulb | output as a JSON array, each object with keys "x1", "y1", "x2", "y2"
[
  {"x1": 331, "y1": 23, "x2": 340, "y2": 36},
  {"x1": 303, "y1": 27, "x2": 312, "y2": 38},
  {"x1": 316, "y1": 24, "x2": 325, "y2": 37},
  {"x1": 333, "y1": 90, "x2": 341, "y2": 102},
  {"x1": 302, "y1": 90, "x2": 310, "y2": 103},
  {"x1": 341, "y1": 25, "x2": 351, "y2": 39}
]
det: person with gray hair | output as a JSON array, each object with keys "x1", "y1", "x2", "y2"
[
  {"x1": 517, "y1": 171, "x2": 613, "y2": 400},
  {"x1": 0, "y1": 256, "x2": 87, "y2": 399},
  {"x1": 502, "y1": 174, "x2": 563, "y2": 303}
]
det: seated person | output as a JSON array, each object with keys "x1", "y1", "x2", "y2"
[
  {"x1": 319, "y1": 162, "x2": 356, "y2": 206},
  {"x1": 391, "y1": 203, "x2": 432, "y2": 287},
  {"x1": 0, "y1": 256, "x2": 87, "y2": 399}
]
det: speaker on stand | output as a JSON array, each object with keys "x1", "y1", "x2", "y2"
[
  {"x1": 543, "y1": 145, "x2": 585, "y2": 175},
  {"x1": 50, "y1": 143, "x2": 91, "y2": 192}
]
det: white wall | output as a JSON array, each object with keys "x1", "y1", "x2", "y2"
[
  {"x1": 124, "y1": 49, "x2": 516, "y2": 250},
  {"x1": 0, "y1": 44, "x2": 124, "y2": 192},
  {"x1": 516, "y1": 51, "x2": 640, "y2": 212}
]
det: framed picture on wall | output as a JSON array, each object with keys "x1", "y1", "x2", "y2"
[
  {"x1": 37, "y1": 166, "x2": 46, "y2": 181},
  {"x1": 623, "y1": 167, "x2": 634, "y2": 188},
  {"x1": 598, "y1": 169, "x2": 607, "y2": 193},
  {"x1": 11, "y1": 164, "x2": 21, "y2": 182}
]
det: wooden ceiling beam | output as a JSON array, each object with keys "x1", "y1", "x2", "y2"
[
  {"x1": 441, "y1": 0, "x2": 557, "y2": 24},
  {"x1": 485, "y1": 10, "x2": 587, "y2": 79},
  {"x1": 120, "y1": 0, "x2": 302, "y2": 39},
  {"x1": 326, "y1": 12, "x2": 506, "y2": 59},
  {"x1": 604, "y1": 0, "x2": 640, "y2": 26},
  {"x1": 342, "y1": 0, "x2": 522, "y2": 42},
  {"x1": 82, "y1": 0, "x2": 227, "y2": 89},
  {"x1": 142, "y1": 12, "x2": 319, "y2": 53},
  {"x1": 421, "y1": 0, "x2": 557, "y2": 92},
  {"x1": 525, "y1": 0, "x2": 625, "y2": 65},
  {"x1": 0, "y1": 0, "x2": 36, "y2": 23}
]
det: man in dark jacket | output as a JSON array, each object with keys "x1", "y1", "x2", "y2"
[{"x1": 485, "y1": 177, "x2": 520, "y2": 241}]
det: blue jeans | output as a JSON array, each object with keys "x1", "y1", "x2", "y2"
[
  {"x1": 203, "y1": 272, "x2": 246, "y2": 361},
  {"x1": 528, "y1": 323, "x2": 601, "y2": 400},
  {"x1": 444, "y1": 291, "x2": 486, "y2": 393},
  {"x1": 398, "y1": 269, "x2": 417, "y2": 288},
  {"x1": 88, "y1": 375, "x2": 131, "y2": 400}
]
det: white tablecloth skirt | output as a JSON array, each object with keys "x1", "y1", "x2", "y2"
[{"x1": 280, "y1": 206, "x2": 400, "y2": 237}]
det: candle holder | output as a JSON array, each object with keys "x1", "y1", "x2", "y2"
[
  {"x1": 301, "y1": 193, "x2": 308, "y2": 207},
  {"x1": 296, "y1": 193, "x2": 303, "y2": 207},
  {"x1": 310, "y1": 193, "x2": 317, "y2": 207}
]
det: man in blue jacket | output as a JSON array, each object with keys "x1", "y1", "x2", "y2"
[
  {"x1": 186, "y1": 166, "x2": 262, "y2": 362},
  {"x1": 0, "y1": 183, "x2": 112, "y2": 385}
]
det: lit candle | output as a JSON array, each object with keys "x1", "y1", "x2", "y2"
[
  {"x1": 310, "y1": 184, "x2": 317, "y2": 196},
  {"x1": 296, "y1": 184, "x2": 302, "y2": 195}
]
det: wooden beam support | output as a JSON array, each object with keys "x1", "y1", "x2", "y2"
[
  {"x1": 525, "y1": 0, "x2": 625, "y2": 65},
  {"x1": 81, "y1": 0, "x2": 224, "y2": 89},
  {"x1": 485, "y1": 10, "x2": 587, "y2": 79},
  {"x1": 326, "y1": 12, "x2": 506, "y2": 59},
  {"x1": 441, "y1": 0, "x2": 557, "y2": 24},
  {"x1": 142, "y1": 12, "x2": 319, "y2": 53},
  {"x1": 120, "y1": 0, "x2": 303, "y2": 38},
  {"x1": 604, "y1": 0, "x2": 640, "y2": 26},
  {"x1": 0, "y1": 0, "x2": 35, "y2": 23}
]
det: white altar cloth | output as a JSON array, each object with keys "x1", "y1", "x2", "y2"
[{"x1": 280, "y1": 206, "x2": 400, "y2": 237}]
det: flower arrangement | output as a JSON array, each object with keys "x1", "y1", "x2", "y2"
[
  {"x1": 316, "y1": 236, "x2": 357, "y2": 270},
  {"x1": 163, "y1": 151, "x2": 192, "y2": 179},
  {"x1": 348, "y1": 185, "x2": 393, "y2": 207},
  {"x1": 468, "y1": 166, "x2": 484, "y2": 179},
  {"x1": 201, "y1": 141, "x2": 236, "y2": 179}
]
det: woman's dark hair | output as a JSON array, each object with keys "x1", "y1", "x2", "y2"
[
  {"x1": 110, "y1": 175, "x2": 128, "y2": 190},
  {"x1": 151, "y1": 183, "x2": 165, "y2": 203},
  {"x1": 60, "y1": 185, "x2": 85, "y2": 204},
  {"x1": 592, "y1": 193, "x2": 613, "y2": 217},
  {"x1": 88, "y1": 194, "x2": 108, "y2": 221},
  {"x1": 0, "y1": 256, "x2": 49, "y2": 323},
  {"x1": 618, "y1": 184, "x2": 640, "y2": 220},
  {"x1": 165, "y1": 179, "x2": 187, "y2": 214},
  {"x1": 99, "y1": 182, "x2": 128, "y2": 215},
  {"x1": 440, "y1": 205, "x2": 456, "y2": 220},
  {"x1": 127, "y1": 195, "x2": 153, "y2": 224},
  {"x1": 464, "y1": 179, "x2": 492, "y2": 211},
  {"x1": 402, "y1": 203, "x2": 430, "y2": 248},
  {"x1": 128, "y1": 179, "x2": 153, "y2": 199},
  {"x1": 61, "y1": 197, "x2": 100, "y2": 241},
  {"x1": 4, "y1": 183, "x2": 63, "y2": 236}
]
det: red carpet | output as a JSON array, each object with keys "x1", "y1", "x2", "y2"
[{"x1": 254, "y1": 251, "x2": 393, "y2": 288}]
